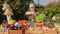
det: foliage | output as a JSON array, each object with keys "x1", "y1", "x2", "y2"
[
  {"x1": 36, "y1": 2, "x2": 60, "y2": 22},
  {"x1": 44, "y1": 2, "x2": 60, "y2": 18},
  {"x1": 0, "y1": 0, "x2": 32, "y2": 21},
  {"x1": 0, "y1": 0, "x2": 60, "y2": 23},
  {"x1": 42, "y1": 2, "x2": 60, "y2": 21},
  {"x1": 36, "y1": 13, "x2": 46, "y2": 22},
  {"x1": 0, "y1": 0, "x2": 32, "y2": 24}
]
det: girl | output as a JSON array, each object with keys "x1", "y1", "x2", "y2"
[{"x1": 26, "y1": 3, "x2": 38, "y2": 23}]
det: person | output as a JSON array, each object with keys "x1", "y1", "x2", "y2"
[
  {"x1": 25, "y1": 3, "x2": 38, "y2": 23},
  {"x1": 2, "y1": 2, "x2": 14, "y2": 23}
]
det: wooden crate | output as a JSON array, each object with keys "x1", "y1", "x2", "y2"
[
  {"x1": 44, "y1": 29, "x2": 58, "y2": 34},
  {"x1": 50, "y1": 30, "x2": 58, "y2": 34},
  {"x1": 25, "y1": 28, "x2": 58, "y2": 34},
  {"x1": 4, "y1": 31, "x2": 8, "y2": 34},
  {"x1": 25, "y1": 30, "x2": 33, "y2": 34},
  {"x1": 0, "y1": 31, "x2": 8, "y2": 34},
  {"x1": 8, "y1": 30, "x2": 22, "y2": 34},
  {"x1": 44, "y1": 31, "x2": 57, "y2": 34},
  {"x1": 25, "y1": 29, "x2": 43, "y2": 34},
  {"x1": 17, "y1": 30, "x2": 22, "y2": 34}
]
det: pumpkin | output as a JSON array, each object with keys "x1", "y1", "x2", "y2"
[{"x1": 8, "y1": 20, "x2": 16, "y2": 25}]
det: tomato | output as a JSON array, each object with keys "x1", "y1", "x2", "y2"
[{"x1": 36, "y1": 23, "x2": 43, "y2": 27}]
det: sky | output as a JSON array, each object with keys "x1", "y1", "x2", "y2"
[{"x1": 33, "y1": 0, "x2": 59, "y2": 6}]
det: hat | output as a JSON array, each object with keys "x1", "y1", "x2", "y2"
[{"x1": 29, "y1": 3, "x2": 35, "y2": 8}]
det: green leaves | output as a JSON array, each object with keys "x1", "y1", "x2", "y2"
[
  {"x1": 36, "y1": 13, "x2": 46, "y2": 22},
  {"x1": 0, "y1": 0, "x2": 32, "y2": 21},
  {"x1": 36, "y1": 2, "x2": 60, "y2": 22}
]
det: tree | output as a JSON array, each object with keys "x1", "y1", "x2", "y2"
[
  {"x1": 0, "y1": 0, "x2": 32, "y2": 24},
  {"x1": 36, "y1": 2, "x2": 60, "y2": 22},
  {"x1": 42, "y1": 2, "x2": 60, "y2": 21}
]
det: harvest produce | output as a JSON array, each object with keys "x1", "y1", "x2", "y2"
[
  {"x1": 44, "y1": 23, "x2": 54, "y2": 28},
  {"x1": 8, "y1": 20, "x2": 16, "y2": 25},
  {"x1": 18, "y1": 20, "x2": 29, "y2": 28},
  {"x1": 36, "y1": 23, "x2": 43, "y2": 28}
]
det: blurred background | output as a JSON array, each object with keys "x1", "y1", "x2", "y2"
[{"x1": 0, "y1": 0, "x2": 60, "y2": 24}]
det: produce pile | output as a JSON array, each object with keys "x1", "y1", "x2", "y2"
[
  {"x1": 26, "y1": 26, "x2": 57, "y2": 34},
  {"x1": 0, "y1": 19, "x2": 59, "y2": 33},
  {"x1": 0, "y1": 20, "x2": 30, "y2": 31}
]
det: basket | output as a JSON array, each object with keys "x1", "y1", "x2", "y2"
[
  {"x1": 8, "y1": 30, "x2": 22, "y2": 34},
  {"x1": 0, "y1": 31, "x2": 4, "y2": 34},
  {"x1": 0, "y1": 31, "x2": 8, "y2": 34}
]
